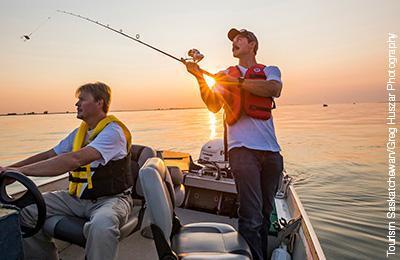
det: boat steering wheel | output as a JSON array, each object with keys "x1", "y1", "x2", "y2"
[{"x1": 0, "y1": 170, "x2": 46, "y2": 238}]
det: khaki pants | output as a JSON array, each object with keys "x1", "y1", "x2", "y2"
[{"x1": 20, "y1": 190, "x2": 133, "y2": 260}]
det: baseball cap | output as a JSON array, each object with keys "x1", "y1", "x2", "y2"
[{"x1": 228, "y1": 28, "x2": 258, "y2": 53}]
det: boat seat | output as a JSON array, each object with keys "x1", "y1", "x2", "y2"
[
  {"x1": 167, "y1": 166, "x2": 185, "y2": 207},
  {"x1": 172, "y1": 222, "x2": 252, "y2": 259},
  {"x1": 139, "y1": 158, "x2": 252, "y2": 260},
  {"x1": 139, "y1": 165, "x2": 186, "y2": 239},
  {"x1": 43, "y1": 144, "x2": 157, "y2": 247}
]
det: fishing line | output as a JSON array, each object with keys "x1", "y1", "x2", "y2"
[
  {"x1": 21, "y1": 16, "x2": 51, "y2": 41},
  {"x1": 56, "y1": 10, "x2": 214, "y2": 77}
]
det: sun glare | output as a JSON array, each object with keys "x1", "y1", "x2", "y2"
[{"x1": 204, "y1": 75, "x2": 216, "y2": 89}]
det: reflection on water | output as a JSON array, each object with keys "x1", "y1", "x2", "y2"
[
  {"x1": 209, "y1": 112, "x2": 217, "y2": 139},
  {"x1": 0, "y1": 103, "x2": 398, "y2": 259}
]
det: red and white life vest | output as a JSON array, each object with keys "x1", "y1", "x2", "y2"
[{"x1": 223, "y1": 64, "x2": 275, "y2": 125}]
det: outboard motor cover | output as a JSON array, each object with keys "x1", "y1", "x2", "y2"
[{"x1": 199, "y1": 139, "x2": 228, "y2": 169}]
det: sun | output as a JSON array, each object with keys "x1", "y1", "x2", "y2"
[{"x1": 204, "y1": 75, "x2": 216, "y2": 89}]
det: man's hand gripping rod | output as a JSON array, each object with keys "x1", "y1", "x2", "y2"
[{"x1": 181, "y1": 49, "x2": 215, "y2": 78}]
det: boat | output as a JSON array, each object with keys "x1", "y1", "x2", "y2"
[{"x1": 0, "y1": 139, "x2": 325, "y2": 260}]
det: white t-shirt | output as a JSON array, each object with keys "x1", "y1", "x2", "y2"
[
  {"x1": 216, "y1": 65, "x2": 282, "y2": 152},
  {"x1": 53, "y1": 122, "x2": 128, "y2": 167}
]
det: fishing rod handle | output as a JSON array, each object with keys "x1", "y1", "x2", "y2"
[{"x1": 181, "y1": 59, "x2": 215, "y2": 78}]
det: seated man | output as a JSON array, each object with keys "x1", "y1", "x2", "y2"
[{"x1": 0, "y1": 82, "x2": 133, "y2": 260}]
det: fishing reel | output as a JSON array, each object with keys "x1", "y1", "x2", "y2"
[
  {"x1": 181, "y1": 49, "x2": 215, "y2": 78},
  {"x1": 183, "y1": 49, "x2": 205, "y2": 63}
]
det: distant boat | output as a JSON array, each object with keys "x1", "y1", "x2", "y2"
[{"x1": 323, "y1": 104, "x2": 328, "y2": 107}]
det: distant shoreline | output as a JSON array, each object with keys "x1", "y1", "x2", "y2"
[
  {"x1": 0, "y1": 107, "x2": 204, "y2": 117},
  {"x1": 0, "y1": 101, "x2": 396, "y2": 117}
]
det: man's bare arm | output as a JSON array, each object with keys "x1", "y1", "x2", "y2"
[
  {"x1": 241, "y1": 79, "x2": 282, "y2": 98},
  {"x1": 186, "y1": 62, "x2": 223, "y2": 113},
  {"x1": 216, "y1": 73, "x2": 283, "y2": 98},
  {"x1": 17, "y1": 146, "x2": 102, "y2": 177},
  {"x1": 8, "y1": 149, "x2": 57, "y2": 168},
  {"x1": 197, "y1": 77, "x2": 224, "y2": 113}
]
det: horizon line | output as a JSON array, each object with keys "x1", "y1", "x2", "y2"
[{"x1": 0, "y1": 100, "x2": 390, "y2": 117}]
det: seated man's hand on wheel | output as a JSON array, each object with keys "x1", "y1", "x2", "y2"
[
  {"x1": 0, "y1": 170, "x2": 46, "y2": 237},
  {"x1": 0, "y1": 166, "x2": 17, "y2": 185}
]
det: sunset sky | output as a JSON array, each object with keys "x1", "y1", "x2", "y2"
[{"x1": 0, "y1": 0, "x2": 398, "y2": 114}]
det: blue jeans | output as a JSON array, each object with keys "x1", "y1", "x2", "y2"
[
  {"x1": 0, "y1": 205, "x2": 24, "y2": 259},
  {"x1": 229, "y1": 147, "x2": 283, "y2": 260}
]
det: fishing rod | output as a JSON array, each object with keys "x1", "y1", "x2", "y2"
[{"x1": 56, "y1": 10, "x2": 215, "y2": 78}]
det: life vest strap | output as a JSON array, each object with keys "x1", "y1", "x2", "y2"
[
  {"x1": 72, "y1": 166, "x2": 97, "y2": 172},
  {"x1": 249, "y1": 105, "x2": 272, "y2": 112},
  {"x1": 69, "y1": 175, "x2": 89, "y2": 183}
]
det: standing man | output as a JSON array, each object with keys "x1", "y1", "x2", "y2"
[
  {"x1": 0, "y1": 82, "x2": 133, "y2": 260},
  {"x1": 186, "y1": 28, "x2": 284, "y2": 260}
]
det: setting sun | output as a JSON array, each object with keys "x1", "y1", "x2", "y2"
[{"x1": 204, "y1": 75, "x2": 216, "y2": 89}]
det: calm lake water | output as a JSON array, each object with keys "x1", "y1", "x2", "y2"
[{"x1": 0, "y1": 102, "x2": 398, "y2": 259}]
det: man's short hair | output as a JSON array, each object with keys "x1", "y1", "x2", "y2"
[{"x1": 75, "y1": 82, "x2": 111, "y2": 113}]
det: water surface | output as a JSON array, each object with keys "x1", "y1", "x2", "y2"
[{"x1": 0, "y1": 103, "x2": 397, "y2": 259}]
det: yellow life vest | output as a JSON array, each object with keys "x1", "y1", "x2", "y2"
[{"x1": 68, "y1": 115, "x2": 132, "y2": 198}]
